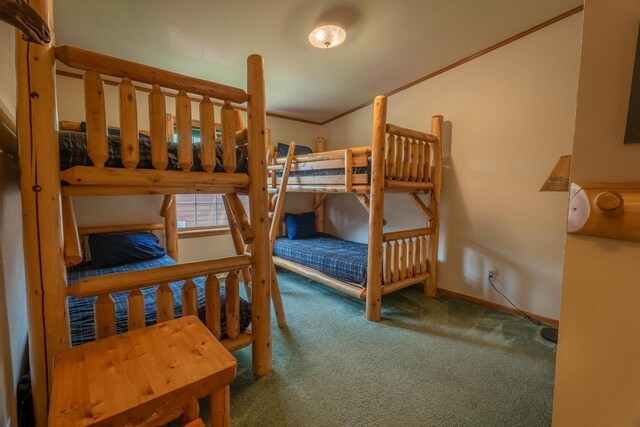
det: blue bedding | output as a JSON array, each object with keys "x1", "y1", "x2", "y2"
[
  {"x1": 67, "y1": 254, "x2": 251, "y2": 346},
  {"x1": 273, "y1": 233, "x2": 368, "y2": 287},
  {"x1": 59, "y1": 130, "x2": 249, "y2": 173}
]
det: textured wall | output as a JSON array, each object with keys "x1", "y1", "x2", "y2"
[
  {"x1": 320, "y1": 14, "x2": 583, "y2": 320},
  {"x1": 55, "y1": 14, "x2": 583, "y2": 321},
  {"x1": 552, "y1": 0, "x2": 640, "y2": 424}
]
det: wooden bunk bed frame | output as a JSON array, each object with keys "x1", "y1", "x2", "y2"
[
  {"x1": 16, "y1": 2, "x2": 272, "y2": 423},
  {"x1": 268, "y1": 96, "x2": 443, "y2": 322}
]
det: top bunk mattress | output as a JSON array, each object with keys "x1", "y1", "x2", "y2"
[
  {"x1": 273, "y1": 233, "x2": 368, "y2": 287},
  {"x1": 66, "y1": 254, "x2": 251, "y2": 346},
  {"x1": 59, "y1": 130, "x2": 249, "y2": 173},
  {"x1": 282, "y1": 165, "x2": 370, "y2": 178}
]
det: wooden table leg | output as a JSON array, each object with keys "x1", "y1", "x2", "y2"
[
  {"x1": 210, "y1": 386, "x2": 230, "y2": 427},
  {"x1": 182, "y1": 397, "x2": 199, "y2": 424}
]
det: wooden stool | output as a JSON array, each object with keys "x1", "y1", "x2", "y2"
[{"x1": 49, "y1": 316, "x2": 236, "y2": 426}]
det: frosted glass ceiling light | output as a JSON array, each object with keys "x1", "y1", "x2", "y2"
[{"x1": 309, "y1": 25, "x2": 346, "y2": 49}]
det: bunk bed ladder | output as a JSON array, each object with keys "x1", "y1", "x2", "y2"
[{"x1": 268, "y1": 142, "x2": 296, "y2": 328}]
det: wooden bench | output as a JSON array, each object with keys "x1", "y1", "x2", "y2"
[{"x1": 49, "y1": 316, "x2": 236, "y2": 426}]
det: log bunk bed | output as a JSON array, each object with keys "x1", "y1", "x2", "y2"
[
  {"x1": 16, "y1": 2, "x2": 272, "y2": 423},
  {"x1": 268, "y1": 96, "x2": 443, "y2": 322}
]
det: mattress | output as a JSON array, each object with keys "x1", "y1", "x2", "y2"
[
  {"x1": 59, "y1": 130, "x2": 249, "y2": 173},
  {"x1": 273, "y1": 233, "x2": 368, "y2": 287},
  {"x1": 67, "y1": 254, "x2": 251, "y2": 346},
  {"x1": 277, "y1": 165, "x2": 370, "y2": 179}
]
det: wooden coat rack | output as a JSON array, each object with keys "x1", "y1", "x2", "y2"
[{"x1": 567, "y1": 182, "x2": 640, "y2": 241}]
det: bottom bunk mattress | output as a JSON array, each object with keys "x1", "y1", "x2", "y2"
[
  {"x1": 273, "y1": 233, "x2": 368, "y2": 287},
  {"x1": 67, "y1": 254, "x2": 251, "y2": 346}
]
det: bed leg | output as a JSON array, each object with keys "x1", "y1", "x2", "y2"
[
  {"x1": 271, "y1": 263, "x2": 287, "y2": 328},
  {"x1": 17, "y1": 0, "x2": 70, "y2": 423},
  {"x1": 365, "y1": 96, "x2": 388, "y2": 322},
  {"x1": 426, "y1": 115, "x2": 443, "y2": 297},
  {"x1": 247, "y1": 54, "x2": 272, "y2": 376},
  {"x1": 182, "y1": 396, "x2": 199, "y2": 424}
]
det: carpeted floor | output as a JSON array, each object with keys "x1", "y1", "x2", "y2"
[{"x1": 203, "y1": 269, "x2": 557, "y2": 426}]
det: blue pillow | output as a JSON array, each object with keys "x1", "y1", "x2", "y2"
[
  {"x1": 285, "y1": 212, "x2": 316, "y2": 240},
  {"x1": 277, "y1": 142, "x2": 313, "y2": 157},
  {"x1": 89, "y1": 232, "x2": 166, "y2": 268}
]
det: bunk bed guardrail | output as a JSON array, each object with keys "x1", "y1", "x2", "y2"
[
  {"x1": 382, "y1": 227, "x2": 432, "y2": 294},
  {"x1": 384, "y1": 123, "x2": 437, "y2": 188},
  {"x1": 55, "y1": 45, "x2": 247, "y2": 192},
  {"x1": 267, "y1": 125, "x2": 438, "y2": 194},
  {"x1": 66, "y1": 256, "x2": 251, "y2": 350}
]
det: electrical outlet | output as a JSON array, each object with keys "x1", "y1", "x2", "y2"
[{"x1": 488, "y1": 267, "x2": 499, "y2": 279}]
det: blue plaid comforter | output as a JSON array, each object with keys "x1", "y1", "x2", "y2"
[
  {"x1": 67, "y1": 255, "x2": 251, "y2": 346},
  {"x1": 59, "y1": 130, "x2": 249, "y2": 173},
  {"x1": 273, "y1": 234, "x2": 368, "y2": 287}
]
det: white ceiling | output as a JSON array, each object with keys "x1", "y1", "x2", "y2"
[{"x1": 54, "y1": 0, "x2": 583, "y2": 123}]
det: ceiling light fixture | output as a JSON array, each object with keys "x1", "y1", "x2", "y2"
[{"x1": 309, "y1": 25, "x2": 346, "y2": 49}]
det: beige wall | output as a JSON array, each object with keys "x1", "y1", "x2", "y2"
[
  {"x1": 0, "y1": 22, "x2": 28, "y2": 427},
  {"x1": 320, "y1": 14, "x2": 583, "y2": 320},
  {"x1": 553, "y1": 1, "x2": 640, "y2": 425},
  {"x1": 56, "y1": 14, "x2": 582, "y2": 319},
  {"x1": 56, "y1": 75, "x2": 318, "y2": 262}
]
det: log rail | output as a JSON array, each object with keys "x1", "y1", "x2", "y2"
[
  {"x1": 382, "y1": 227, "x2": 432, "y2": 292},
  {"x1": 384, "y1": 122, "x2": 438, "y2": 189}
]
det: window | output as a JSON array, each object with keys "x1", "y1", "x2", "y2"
[
  {"x1": 176, "y1": 194, "x2": 250, "y2": 229},
  {"x1": 175, "y1": 123, "x2": 243, "y2": 231}
]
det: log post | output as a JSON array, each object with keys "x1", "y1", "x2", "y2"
[
  {"x1": 181, "y1": 278, "x2": 198, "y2": 316},
  {"x1": 345, "y1": 149, "x2": 353, "y2": 191},
  {"x1": 314, "y1": 137, "x2": 326, "y2": 232},
  {"x1": 176, "y1": 90, "x2": 193, "y2": 171},
  {"x1": 205, "y1": 275, "x2": 222, "y2": 339},
  {"x1": 235, "y1": 109, "x2": 245, "y2": 131},
  {"x1": 83, "y1": 70, "x2": 108, "y2": 167},
  {"x1": 247, "y1": 54, "x2": 272, "y2": 376},
  {"x1": 199, "y1": 97, "x2": 216, "y2": 173},
  {"x1": 385, "y1": 134, "x2": 393, "y2": 180},
  {"x1": 162, "y1": 195, "x2": 179, "y2": 261},
  {"x1": 149, "y1": 84, "x2": 168, "y2": 170},
  {"x1": 221, "y1": 101, "x2": 237, "y2": 173},
  {"x1": 119, "y1": 78, "x2": 139, "y2": 169},
  {"x1": 16, "y1": 0, "x2": 70, "y2": 422},
  {"x1": 156, "y1": 284, "x2": 175, "y2": 322},
  {"x1": 94, "y1": 294, "x2": 116, "y2": 339},
  {"x1": 127, "y1": 289, "x2": 145, "y2": 331},
  {"x1": 61, "y1": 196, "x2": 82, "y2": 267},
  {"x1": 225, "y1": 271, "x2": 240, "y2": 339},
  {"x1": 366, "y1": 96, "x2": 387, "y2": 321},
  {"x1": 426, "y1": 115, "x2": 443, "y2": 296},
  {"x1": 166, "y1": 113, "x2": 176, "y2": 143}
]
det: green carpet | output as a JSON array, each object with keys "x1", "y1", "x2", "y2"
[{"x1": 209, "y1": 269, "x2": 556, "y2": 426}]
